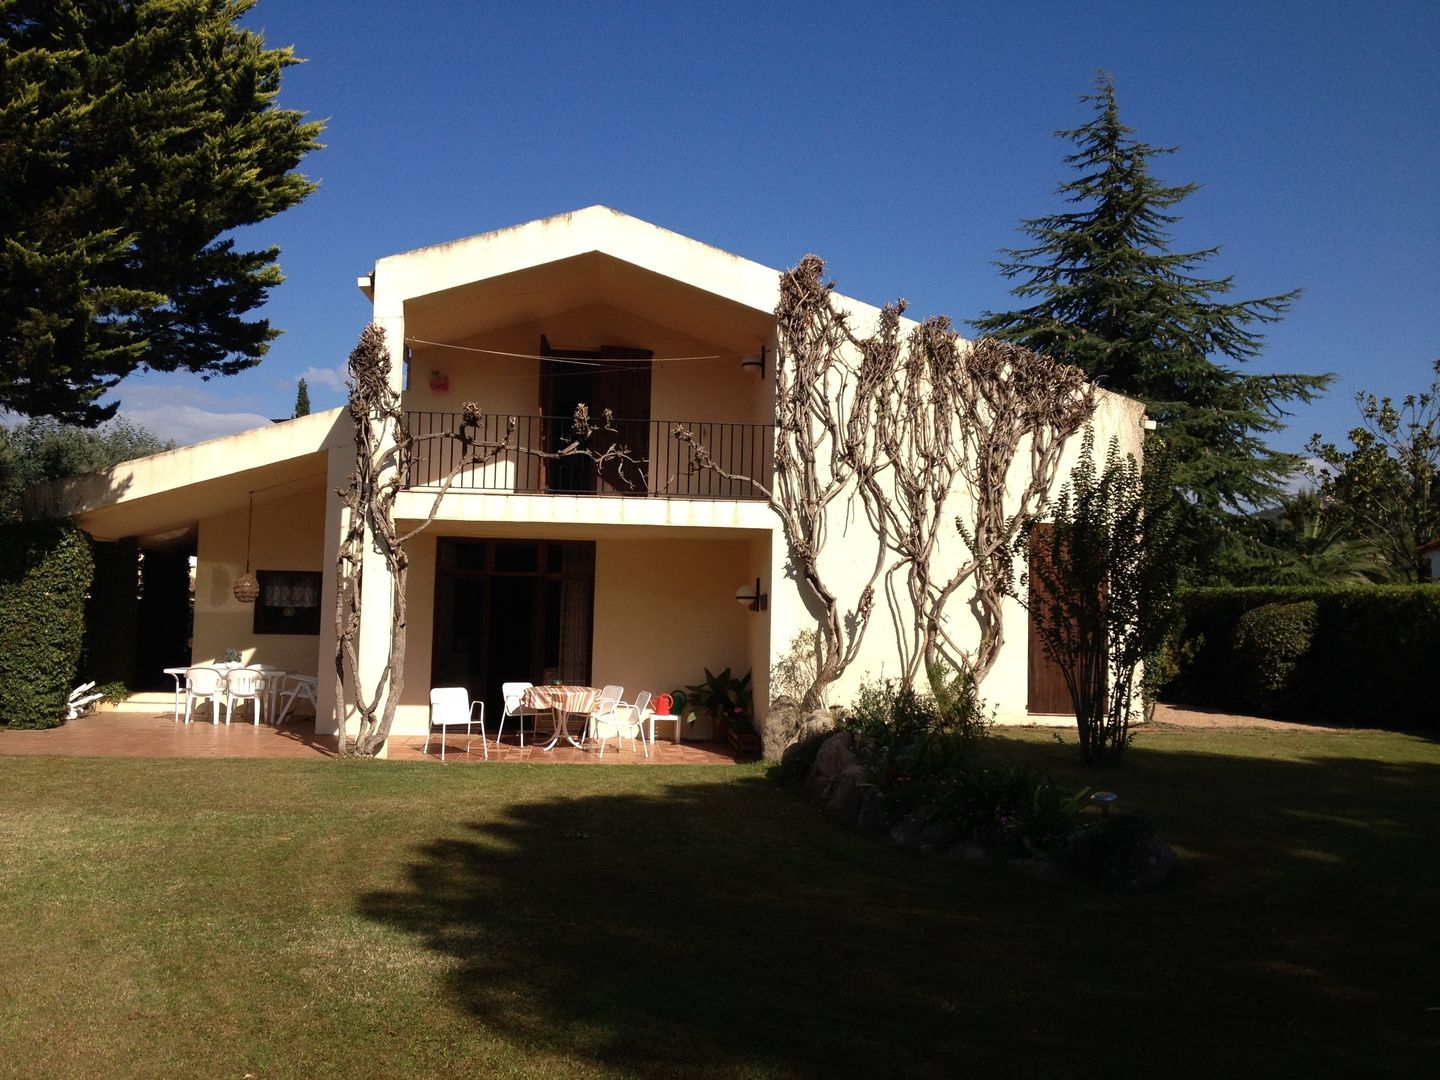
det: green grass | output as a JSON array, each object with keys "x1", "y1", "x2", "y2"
[{"x1": 1, "y1": 726, "x2": 1438, "y2": 1078}]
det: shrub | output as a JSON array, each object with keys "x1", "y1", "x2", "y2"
[
  {"x1": 0, "y1": 521, "x2": 94, "y2": 728},
  {"x1": 1164, "y1": 585, "x2": 1440, "y2": 726},
  {"x1": 843, "y1": 674, "x2": 1088, "y2": 853},
  {"x1": 845, "y1": 677, "x2": 971, "y2": 819},
  {"x1": 1229, "y1": 600, "x2": 1317, "y2": 716},
  {"x1": 1049, "y1": 813, "x2": 1175, "y2": 890},
  {"x1": 937, "y1": 762, "x2": 1088, "y2": 855},
  {"x1": 930, "y1": 663, "x2": 994, "y2": 749},
  {"x1": 832, "y1": 677, "x2": 1123, "y2": 863},
  {"x1": 770, "y1": 629, "x2": 822, "y2": 711}
]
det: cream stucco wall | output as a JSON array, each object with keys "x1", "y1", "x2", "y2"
[
  {"x1": 193, "y1": 484, "x2": 328, "y2": 675},
  {"x1": 762, "y1": 378, "x2": 1147, "y2": 727},
  {"x1": 590, "y1": 534, "x2": 764, "y2": 737},
  {"x1": 362, "y1": 524, "x2": 770, "y2": 738},
  {"x1": 408, "y1": 304, "x2": 764, "y2": 423}
]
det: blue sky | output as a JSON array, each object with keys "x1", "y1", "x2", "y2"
[{"x1": 116, "y1": 1, "x2": 1439, "y2": 460}]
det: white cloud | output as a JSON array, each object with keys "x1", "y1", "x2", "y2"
[
  {"x1": 295, "y1": 365, "x2": 348, "y2": 394},
  {"x1": 1281, "y1": 457, "x2": 1326, "y2": 496},
  {"x1": 118, "y1": 393, "x2": 274, "y2": 449}
]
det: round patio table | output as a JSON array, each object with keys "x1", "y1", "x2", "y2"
[{"x1": 520, "y1": 685, "x2": 599, "y2": 750}]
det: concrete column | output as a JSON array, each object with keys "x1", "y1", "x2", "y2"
[{"x1": 314, "y1": 445, "x2": 351, "y2": 736}]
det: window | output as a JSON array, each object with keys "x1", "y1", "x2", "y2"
[{"x1": 253, "y1": 570, "x2": 322, "y2": 635}]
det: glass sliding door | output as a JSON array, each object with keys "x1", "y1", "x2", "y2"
[{"x1": 432, "y1": 539, "x2": 596, "y2": 720}]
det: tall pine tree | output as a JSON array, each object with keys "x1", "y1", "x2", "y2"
[
  {"x1": 293, "y1": 377, "x2": 311, "y2": 418},
  {"x1": 974, "y1": 74, "x2": 1330, "y2": 539},
  {"x1": 0, "y1": 0, "x2": 323, "y2": 425}
]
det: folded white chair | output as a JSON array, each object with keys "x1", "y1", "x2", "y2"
[
  {"x1": 582, "y1": 683, "x2": 624, "y2": 745},
  {"x1": 500, "y1": 681, "x2": 541, "y2": 748},
  {"x1": 276, "y1": 674, "x2": 319, "y2": 724},
  {"x1": 592, "y1": 690, "x2": 652, "y2": 759}
]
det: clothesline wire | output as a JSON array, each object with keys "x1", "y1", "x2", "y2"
[{"x1": 404, "y1": 337, "x2": 743, "y2": 367}]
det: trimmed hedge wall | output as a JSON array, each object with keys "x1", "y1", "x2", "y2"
[
  {"x1": 0, "y1": 520, "x2": 94, "y2": 728},
  {"x1": 1163, "y1": 586, "x2": 1440, "y2": 728}
]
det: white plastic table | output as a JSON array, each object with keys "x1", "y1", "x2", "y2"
[
  {"x1": 163, "y1": 664, "x2": 290, "y2": 725},
  {"x1": 648, "y1": 713, "x2": 682, "y2": 745}
]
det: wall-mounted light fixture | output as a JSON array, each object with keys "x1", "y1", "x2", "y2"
[
  {"x1": 740, "y1": 345, "x2": 766, "y2": 378},
  {"x1": 735, "y1": 577, "x2": 767, "y2": 612},
  {"x1": 232, "y1": 492, "x2": 260, "y2": 603}
]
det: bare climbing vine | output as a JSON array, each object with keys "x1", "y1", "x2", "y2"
[
  {"x1": 676, "y1": 260, "x2": 1096, "y2": 706},
  {"x1": 675, "y1": 255, "x2": 889, "y2": 711}
]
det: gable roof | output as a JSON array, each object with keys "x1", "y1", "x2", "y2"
[
  {"x1": 361, "y1": 205, "x2": 782, "y2": 314},
  {"x1": 360, "y1": 206, "x2": 875, "y2": 354},
  {"x1": 26, "y1": 408, "x2": 349, "y2": 546}
]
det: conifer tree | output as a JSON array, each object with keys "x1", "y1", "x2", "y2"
[
  {"x1": 0, "y1": 0, "x2": 323, "y2": 425},
  {"x1": 293, "y1": 377, "x2": 311, "y2": 418},
  {"x1": 975, "y1": 74, "x2": 1330, "y2": 533}
]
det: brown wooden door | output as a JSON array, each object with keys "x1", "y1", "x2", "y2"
[
  {"x1": 539, "y1": 337, "x2": 652, "y2": 493},
  {"x1": 1027, "y1": 523, "x2": 1074, "y2": 714},
  {"x1": 595, "y1": 345, "x2": 652, "y2": 493}
]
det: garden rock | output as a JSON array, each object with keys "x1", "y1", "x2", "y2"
[
  {"x1": 806, "y1": 731, "x2": 856, "y2": 802},
  {"x1": 855, "y1": 790, "x2": 889, "y2": 837},
  {"x1": 888, "y1": 812, "x2": 930, "y2": 851},
  {"x1": 776, "y1": 710, "x2": 838, "y2": 769},
  {"x1": 946, "y1": 840, "x2": 992, "y2": 864},
  {"x1": 917, "y1": 820, "x2": 964, "y2": 852},
  {"x1": 824, "y1": 764, "x2": 868, "y2": 823}
]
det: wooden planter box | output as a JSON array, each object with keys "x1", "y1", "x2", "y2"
[{"x1": 720, "y1": 719, "x2": 760, "y2": 756}]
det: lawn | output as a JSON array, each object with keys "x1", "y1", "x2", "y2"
[{"x1": 1, "y1": 725, "x2": 1437, "y2": 1078}]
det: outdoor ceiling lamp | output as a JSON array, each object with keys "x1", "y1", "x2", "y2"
[
  {"x1": 735, "y1": 577, "x2": 767, "y2": 612},
  {"x1": 232, "y1": 492, "x2": 260, "y2": 603},
  {"x1": 740, "y1": 345, "x2": 766, "y2": 377}
]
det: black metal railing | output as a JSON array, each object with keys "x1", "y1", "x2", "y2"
[{"x1": 403, "y1": 412, "x2": 773, "y2": 500}]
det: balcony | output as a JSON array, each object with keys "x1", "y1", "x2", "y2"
[{"x1": 403, "y1": 412, "x2": 773, "y2": 500}]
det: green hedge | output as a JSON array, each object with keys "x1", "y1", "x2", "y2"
[
  {"x1": 1164, "y1": 586, "x2": 1440, "y2": 727},
  {"x1": 0, "y1": 521, "x2": 94, "y2": 728}
]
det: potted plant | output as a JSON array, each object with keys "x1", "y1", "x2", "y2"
[{"x1": 683, "y1": 667, "x2": 758, "y2": 755}]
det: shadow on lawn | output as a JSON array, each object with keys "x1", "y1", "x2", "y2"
[
  {"x1": 359, "y1": 747, "x2": 1440, "y2": 1078},
  {"x1": 357, "y1": 775, "x2": 956, "y2": 1078}
]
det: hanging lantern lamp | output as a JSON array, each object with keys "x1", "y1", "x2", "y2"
[{"x1": 232, "y1": 492, "x2": 260, "y2": 603}]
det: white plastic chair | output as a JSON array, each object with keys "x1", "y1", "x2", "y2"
[
  {"x1": 582, "y1": 683, "x2": 624, "y2": 745},
  {"x1": 426, "y1": 687, "x2": 486, "y2": 761},
  {"x1": 165, "y1": 668, "x2": 187, "y2": 723},
  {"x1": 592, "y1": 690, "x2": 652, "y2": 758},
  {"x1": 183, "y1": 666, "x2": 229, "y2": 725},
  {"x1": 276, "y1": 674, "x2": 319, "y2": 724},
  {"x1": 225, "y1": 667, "x2": 268, "y2": 726},
  {"x1": 499, "y1": 681, "x2": 540, "y2": 748}
]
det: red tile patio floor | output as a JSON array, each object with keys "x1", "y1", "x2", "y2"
[{"x1": 0, "y1": 710, "x2": 746, "y2": 764}]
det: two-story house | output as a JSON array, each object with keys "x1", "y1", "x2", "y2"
[{"x1": 41, "y1": 207, "x2": 1144, "y2": 746}]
